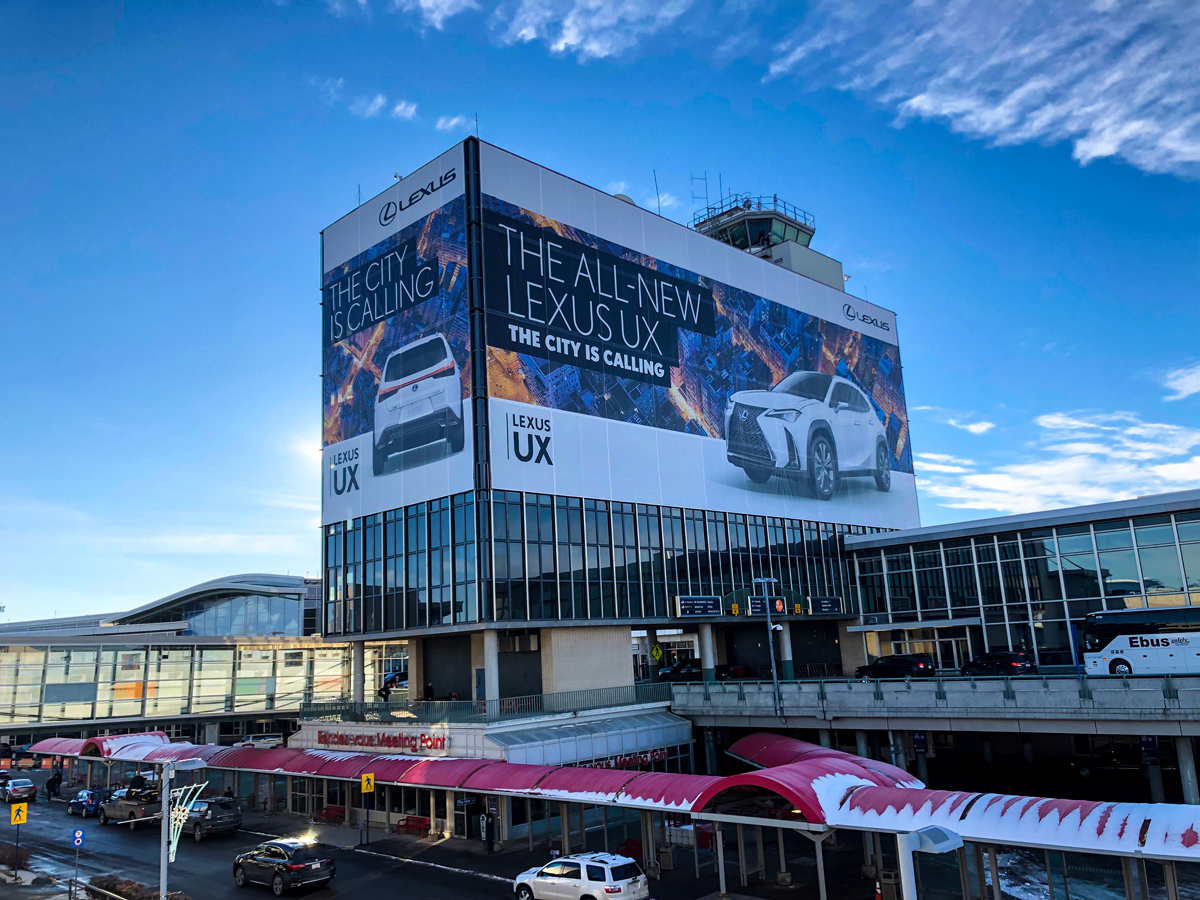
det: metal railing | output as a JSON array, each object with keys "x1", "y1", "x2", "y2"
[
  {"x1": 670, "y1": 673, "x2": 1200, "y2": 731},
  {"x1": 692, "y1": 193, "x2": 816, "y2": 231},
  {"x1": 300, "y1": 681, "x2": 672, "y2": 724}
]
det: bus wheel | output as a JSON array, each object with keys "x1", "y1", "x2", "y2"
[{"x1": 1109, "y1": 659, "x2": 1133, "y2": 676}]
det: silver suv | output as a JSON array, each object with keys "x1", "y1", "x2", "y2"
[
  {"x1": 514, "y1": 853, "x2": 649, "y2": 900},
  {"x1": 373, "y1": 334, "x2": 465, "y2": 475}
]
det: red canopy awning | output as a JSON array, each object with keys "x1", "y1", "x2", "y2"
[
  {"x1": 619, "y1": 772, "x2": 720, "y2": 811},
  {"x1": 534, "y1": 767, "x2": 642, "y2": 803},
  {"x1": 312, "y1": 753, "x2": 381, "y2": 779},
  {"x1": 279, "y1": 750, "x2": 372, "y2": 776},
  {"x1": 369, "y1": 756, "x2": 423, "y2": 784},
  {"x1": 461, "y1": 763, "x2": 558, "y2": 793},
  {"x1": 142, "y1": 744, "x2": 226, "y2": 764},
  {"x1": 207, "y1": 747, "x2": 307, "y2": 773},
  {"x1": 80, "y1": 733, "x2": 172, "y2": 759},
  {"x1": 401, "y1": 758, "x2": 497, "y2": 787},
  {"x1": 28, "y1": 737, "x2": 87, "y2": 756}
]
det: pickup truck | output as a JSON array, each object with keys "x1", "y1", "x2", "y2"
[{"x1": 98, "y1": 787, "x2": 162, "y2": 830}]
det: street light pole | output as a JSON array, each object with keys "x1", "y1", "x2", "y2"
[
  {"x1": 159, "y1": 758, "x2": 207, "y2": 900},
  {"x1": 754, "y1": 577, "x2": 782, "y2": 717}
]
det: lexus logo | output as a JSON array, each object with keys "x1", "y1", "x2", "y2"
[
  {"x1": 842, "y1": 302, "x2": 892, "y2": 333},
  {"x1": 739, "y1": 409, "x2": 749, "y2": 422},
  {"x1": 379, "y1": 202, "x2": 398, "y2": 227}
]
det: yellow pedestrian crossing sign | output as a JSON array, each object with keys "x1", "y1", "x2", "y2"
[
  {"x1": 650, "y1": 644, "x2": 663, "y2": 662},
  {"x1": 11, "y1": 803, "x2": 26, "y2": 825},
  {"x1": 361, "y1": 773, "x2": 375, "y2": 793}
]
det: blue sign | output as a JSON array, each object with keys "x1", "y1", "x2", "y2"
[{"x1": 72, "y1": 828, "x2": 84, "y2": 848}]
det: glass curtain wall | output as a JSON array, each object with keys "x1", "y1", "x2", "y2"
[{"x1": 852, "y1": 510, "x2": 1200, "y2": 667}]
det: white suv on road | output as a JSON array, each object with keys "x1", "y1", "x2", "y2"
[
  {"x1": 231, "y1": 734, "x2": 286, "y2": 749},
  {"x1": 514, "y1": 853, "x2": 649, "y2": 900},
  {"x1": 725, "y1": 371, "x2": 891, "y2": 500},
  {"x1": 373, "y1": 334, "x2": 465, "y2": 475}
]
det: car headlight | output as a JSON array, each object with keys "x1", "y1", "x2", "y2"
[{"x1": 765, "y1": 409, "x2": 800, "y2": 423}]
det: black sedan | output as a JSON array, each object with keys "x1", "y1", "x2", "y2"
[
  {"x1": 233, "y1": 839, "x2": 335, "y2": 894},
  {"x1": 960, "y1": 651, "x2": 1038, "y2": 676},
  {"x1": 855, "y1": 654, "x2": 936, "y2": 679}
]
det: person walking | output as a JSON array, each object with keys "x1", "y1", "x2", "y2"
[{"x1": 424, "y1": 679, "x2": 435, "y2": 701}]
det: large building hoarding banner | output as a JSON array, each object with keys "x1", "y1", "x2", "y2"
[
  {"x1": 321, "y1": 144, "x2": 472, "y2": 526},
  {"x1": 478, "y1": 143, "x2": 919, "y2": 529}
]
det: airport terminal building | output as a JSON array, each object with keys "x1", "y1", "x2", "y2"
[{"x1": 319, "y1": 138, "x2": 919, "y2": 703}]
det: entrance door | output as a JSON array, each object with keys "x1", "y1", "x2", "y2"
[{"x1": 453, "y1": 794, "x2": 481, "y2": 838}]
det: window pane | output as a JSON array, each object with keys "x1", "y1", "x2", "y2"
[
  {"x1": 1094, "y1": 522, "x2": 1133, "y2": 551},
  {"x1": 1098, "y1": 550, "x2": 1141, "y2": 596},
  {"x1": 1055, "y1": 527, "x2": 1094, "y2": 555},
  {"x1": 1139, "y1": 545, "x2": 1184, "y2": 593},
  {"x1": 1177, "y1": 513, "x2": 1200, "y2": 544},
  {"x1": 1135, "y1": 517, "x2": 1176, "y2": 547},
  {"x1": 1060, "y1": 553, "x2": 1101, "y2": 599},
  {"x1": 1182, "y1": 542, "x2": 1200, "y2": 590}
]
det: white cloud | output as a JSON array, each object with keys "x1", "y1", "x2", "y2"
[
  {"x1": 308, "y1": 76, "x2": 344, "y2": 105},
  {"x1": 349, "y1": 93, "x2": 388, "y2": 118},
  {"x1": 391, "y1": 100, "x2": 418, "y2": 119},
  {"x1": 436, "y1": 114, "x2": 469, "y2": 131},
  {"x1": 947, "y1": 418, "x2": 995, "y2": 435},
  {"x1": 919, "y1": 410, "x2": 1200, "y2": 514},
  {"x1": 766, "y1": 0, "x2": 1200, "y2": 177},
  {"x1": 1164, "y1": 362, "x2": 1200, "y2": 401},
  {"x1": 645, "y1": 191, "x2": 679, "y2": 210},
  {"x1": 606, "y1": 181, "x2": 630, "y2": 195},
  {"x1": 391, "y1": 0, "x2": 479, "y2": 29},
  {"x1": 496, "y1": 0, "x2": 694, "y2": 60}
]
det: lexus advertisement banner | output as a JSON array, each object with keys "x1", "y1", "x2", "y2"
[
  {"x1": 320, "y1": 145, "x2": 472, "y2": 526},
  {"x1": 479, "y1": 144, "x2": 919, "y2": 529}
]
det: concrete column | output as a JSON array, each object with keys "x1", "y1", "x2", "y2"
[
  {"x1": 352, "y1": 641, "x2": 366, "y2": 704},
  {"x1": 887, "y1": 730, "x2": 906, "y2": 771},
  {"x1": 778, "y1": 622, "x2": 794, "y2": 680},
  {"x1": 855, "y1": 730, "x2": 870, "y2": 760},
  {"x1": 445, "y1": 789, "x2": 454, "y2": 839},
  {"x1": 1149, "y1": 763, "x2": 1167, "y2": 804},
  {"x1": 646, "y1": 628, "x2": 659, "y2": 682},
  {"x1": 716, "y1": 825, "x2": 729, "y2": 900},
  {"x1": 981, "y1": 738, "x2": 994, "y2": 765},
  {"x1": 1023, "y1": 738, "x2": 1035, "y2": 767},
  {"x1": 699, "y1": 624, "x2": 717, "y2": 682},
  {"x1": 915, "y1": 746, "x2": 929, "y2": 786},
  {"x1": 560, "y1": 803, "x2": 570, "y2": 855},
  {"x1": 483, "y1": 629, "x2": 500, "y2": 703},
  {"x1": 818, "y1": 730, "x2": 833, "y2": 749},
  {"x1": 776, "y1": 827, "x2": 791, "y2": 886},
  {"x1": 407, "y1": 637, "x2": 424, "y2": 703},
  {"x1": 704, "y1": 727, "x2": 720, "y2": 776},
  {"x1": 1177, "y1": 736, "x2": 1200, "y2": 805}
]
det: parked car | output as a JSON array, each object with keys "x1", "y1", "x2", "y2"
[
  {"x1": 725, "y1": 371, "x2": 891, "y2": 500},
  {"x1": 67, "y1": 788, "x2": 112, "y2": 817},
  {"x1": 99, "y1": 787, "x2": 161, "y2": 829},
  {"x1": 1, "y1": 778, "x2": 37, "y2": 802},
  {"x1": 515, "y1": 852, "x2": 649, "y2": 900},
  {"x1": 960, "y1": 651, "x2": 1038, "y2": 676},
  {"x1": 232, "y1": 734, "x2": 287, "y2": 749},
  {"x1": 185, "y1": 796, "x2": 242, "y2": 841},
  {"x1": 373, "y1": 334, "x2": 465, "y2": 475},
  {"x1": 657, "y1": 660, "x2": 703, "y2": 682},
  {"x1": 855, "y1": 654, "x2": 936, "y2": 679},
  {"x1": 232, "y1": 839, "x2": 335, "y2": 893}
]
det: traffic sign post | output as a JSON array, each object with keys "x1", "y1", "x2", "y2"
[
  {"x1": 10, "y1": 803, "x2": 25, "y2": 881},
  {"x1": 73, "y1": 827, "x2": 85, "y2": 886},
  {"x1": 361, "y1": 773, "x2": 375, "y2": 846}
]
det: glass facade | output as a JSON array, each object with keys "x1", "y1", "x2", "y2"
[
  {"x1": 850, "y1": 509, "x2": 1200, "y2": 668},
  {"x1": 128, "y1": 591, "x2": 311, "y2": 637},
  {"x1": 0, "y1": 643, "x2": 348, "y2": 726},
  {"x1": 324, "y1": 489, "x2": 886, "y2": 635}
]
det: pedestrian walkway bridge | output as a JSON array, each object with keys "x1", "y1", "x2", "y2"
[{"x1": 671, "y1": 674, "x2": 1200, "y2": 735}]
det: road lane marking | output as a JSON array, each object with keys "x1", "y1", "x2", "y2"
[{"x1": 239, "y1": 829, "x2": 511, "y2": 884}]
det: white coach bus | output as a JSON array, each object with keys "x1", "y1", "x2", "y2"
[{"x1": 1083, "y1": 607, "x2": 1200, "y2": 676}]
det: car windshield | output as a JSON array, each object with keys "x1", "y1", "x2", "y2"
[
  {"x1": 772, "y1": 372, "x2": 831, "y2": 400},
  {"x1": 610, "y1": 863, "x2": 642, "y2": 881},
  {"x1": 384, "y1": 341, "x2": 447, "y2": 382}
]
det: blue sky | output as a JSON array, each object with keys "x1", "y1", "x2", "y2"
[{"x1": 2, "y1": 0, "x2": 1197, "y2": 620}]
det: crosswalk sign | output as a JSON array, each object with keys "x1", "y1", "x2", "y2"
[
  {"x1": 11, "y1": 803, "x2": 26, "y2": 825},
  {"x1": 650, "y1": 644, "x2": 663, "y2": 662},
  {"x1": 361, "y1": 773, "x2": 375, "y2": 793}
]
